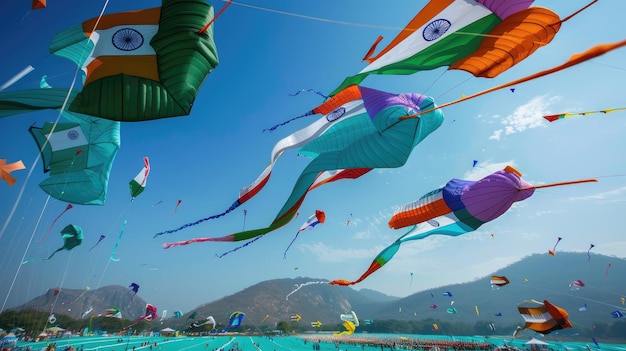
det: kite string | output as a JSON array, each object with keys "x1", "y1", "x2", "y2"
[
  {"x1": 0, "y1": 0, "x2": 111, "y2": 242},
  {"x1": 0, "y1": 195, "x2": 51, "y2": 313}
]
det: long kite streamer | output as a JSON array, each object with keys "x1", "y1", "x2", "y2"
[
  {"x1": 89, "y1": 235, "x2": 106, "y2": 251},
  {"x1": 587, "y1": 243, "x2": 595, "y2": 262},
  {"x1": 43, "y1": 203, "x2": 73, "y2": 242},
  {"x1": 110, "y1": 220, "x2": 127, "y2": 262},
  {"x1": 544, "y1": 108, "x2": 626, "y2": 122}
]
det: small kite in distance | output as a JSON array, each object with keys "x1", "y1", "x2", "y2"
[
  {"x1": 548, "y1": 236, "x2": 562, "y2": 256},
  {"x1": 0, "y1": 159, "x2": 25, "y2": 186}
]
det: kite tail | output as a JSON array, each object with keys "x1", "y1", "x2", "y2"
[
  {"x1": 289, "y1": 89, "x2": 329, "y2": 99},
  {"x1": 283, "y1": 230, "x2": 303, "y2": 259},
  {"x1": 262, "y1": 110, "x2": 315, "y2": 133},
  {"x1": 330, "y1": 241, "x2": 402, "y2": 286},
  {"x1": 285, "y1": 281, "x2": 327, "y2": 300},
  {"x1": 215, "y1": 235, "x2": 264, "y2": 258},
  {"x1": 153, "y1": 201, "x2": 240, "y2": 238},
  {"x1": 110, "y1": 220, "x2": 127, "y2": 262},
  {"x1": 43, "y1": 204, "x2": 73, "y2": 242},
  {"x1": 163, "y1": 224, "x2": 275, "y2": 249},
  {"x1": 22, "y1": 247, "x2": 63, "y2": 264}
]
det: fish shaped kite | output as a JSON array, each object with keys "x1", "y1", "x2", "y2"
[
  {"x1": 105, "y1": 307, "x2": 122, "y2": 318},
  {"x1": 23, "y1": 224, "x2": 84, "y2": 264},
  {"x1": 543, "y1": 108, "x2": 626, "y2": 122},
  {"x1": 29, "y1": 112, "x2": 120, "y2": 205},
  {"x1": 0, "y1": 159, "x2": 25, "y2": 186},
  {"x1": 333, "y1": 321, "x2": 356, "y2": 337},
  {"x1": 159, "y1": 85, "x2": 444, "y2": 249},
  {"x1": 128, "y1": 282, "x2": 140, "y2": 295},
  {"x1": 330, "y1": 166, "x2": 597, "y2": 286},
  {"x1": 331, "y1": 0, "x2": 597, "y2": 95},
  {"x1": 0, "y1": 0, "x2": 219, "y2": 122},
  {"x1": 569, "y1": 280, "x2": 585, "y2": 290},
  {"x1": 513, "y1": 300, "x2": 572, "y2": 336},
  {"x1": 190, "y1": 316, "x2": 216, "y2": 329}
]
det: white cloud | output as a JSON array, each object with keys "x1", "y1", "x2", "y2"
[
  {"x1": 569, "y1": 186, "x2": 626, "y2": 202},
  {"x1": 489, "y1": 95, "x2": 560, "y2": 140}
]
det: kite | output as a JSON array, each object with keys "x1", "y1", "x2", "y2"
[
  {"x1": 587, "y1": 244, "x2": 595, "y2": 262},
  {"x1": 129, "y1": 282, "x2": 140, "y2": 295},
  {"x1": 129, "y1": 157, "x2": 150, "y2": 201},
  {"x1": 172, "y1": 200, "x2": 182, "y2": 216},
  {"x1": 491, "y1": 276, "x2": 510, "y2": 288},
  {"x1": 475, "y1": 306, "x2": 480, "y2": 316},
  {"x1": 495, "y1": 312, "x2": 502, "y2": 317},
  {"x1": 0, "y1": 0, "x2": 219, "y2": 122},
  {"x1": 0, "y1": 159, "x2": 25, "y2": 186},
  {"x1": 447, "y1": 307, "x2": 458, "y2": 315},
  {"x1": 261, "y1": 315, "x2": 270, "y2": 323},
  {"x1": 543, "y1": 108, "x2": 626, "y2": 122},
  {"x1": 123, "y1": 304, "x2": 158, "y2": 330},
  {"x1": 310, "y1": 321, "x2": 322, "y2": 328},
  {"x1": 333, "y1": 321, "x2": 356, "y2": 337},
  {"x1": 48, "y1": 314, "x2": 56, "y2": 324},
  {"x1": 330, "y1": 166, "x2": 596, "y2": 286},
  {"x1": 43, "y1": 204, "x2": 73, "y2": 242},
  {"x1": 606, "y1": 263, "x2": 613, "y2": 278},
  {"x1": 488, "y1": 323, "x2": 496, "y2": 332},
  {"x1": 622, "y1": 297, "x2": 625, "y2": 305},
  {"x1": 409, "y1": 272, "x2": 414, "y2": 287},
  {"x1": 223, "y1": 311, "x2": 245, "y2": 332},
  {"x1": 430, "y1": 304, "x2": 437, "y2": 309},
  {"x1": 187, "y1": 311, "x2": 198, "y2": 320},
  {"x1": 23, "y1": 224, "x2": 83, "y2": 264},
  {"x1": 330, "y1": 0, "x2": 596, "y2": 95},
  {"x1": 160, "y1": 310, "x2": 168, "y2": 321},
  {"x1": 159, "y1": 85, "x2": 445, "y2": 248},
  {"x1": 432, "y1": 323, "x2": 439, "y2": 331},
  {"x1": 40, "y1": 75, "x2": 52, "y2": 89},
  {"x1": 190, "y1": 316, "x2": 216, "y2": 329},
  {"x1": 29, "y1": 112, "x2": 120, "y2": 205},
  {"x1": 242, "y1": 209, "x2": 247, "y2": 230},
  {"x1": 88, "y1": 235, "x2": 106, "y2": 251},
  {"x1": 32, "y1": 0, "x2": 46, "y2": 10},
  {"x1": 286, "y1": 281, "x2": 326, "y2": 300},
  {"x1": 283, "y1": 210, "x2": 326, "y2": 259},
  {"x1": 569, "y1": 280, "x2": 585, "y2": 290},
  {"x1": 105, "y1": 307, "x2": 122, "y2": 318},
  {"x1": 81, "y1": 306, "x2": 93, "y2": 319},
  {"x1": 110, "y1": 220, "x2": 127, "y2": 262},
  {"x1": 513, "y1": 300, "x2": 572, "y2": 336},
  {"x1": 579, "y1": 304, "x2": 588, "y2": 312},
  {"x1": 174, "y1": 310, "x2": 183, "y2": 319},
  {"x1": 340, "y1": 311, "x2": 359, "y2": 327},
  {"x1": 549, "y1": 236, "x2": 562, "y2": 256},
  {"x1": 290, "y1": 314, "x2": 302, "y2": 322},
  {"x1": 611, "y1": 310, "x2": 624, "y2": 318},
  {"x1": 443, "y1": 292, "x2": 453, "y2": 297},
  {"x1": 364, "y1": 319, "x2": 373, "y2": 325}
]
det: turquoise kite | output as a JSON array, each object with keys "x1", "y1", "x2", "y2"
[
  {"x1": 0, "y1": 0, "x2": 219, "y2": 122},
  {"x1": 23, "y1": 224, "x2": 84, "y2": 264},
  {"x1": 29, "y1": 112, "x2": 120, "y2": 205},
  {"x1": 159, "y1": 85, "x2": 444, "y2": 249}
]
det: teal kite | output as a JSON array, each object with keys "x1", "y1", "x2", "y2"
[
  {"x1": 159, "y1": 85, "x2": 444, "y2": 249},
  {"x1": 23, "y1": 224, "x2": 83, "y2": 264},
  {"x1": 29, "y1": 112, "x2": 120, "y2": 205},
  {"x1": 0, "y1": 0, "x2": 219, "y2": 122}
]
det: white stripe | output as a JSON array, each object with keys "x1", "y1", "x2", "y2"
[
  {"x1": 46, "y1": 126, "x2": 89, "y2": 151},
  {"x1": 84, "y1": 24, "x2": 158, "y2": 68},
  {"x1": 361, "y1": 0, "x2": 493, "y2": 73}
]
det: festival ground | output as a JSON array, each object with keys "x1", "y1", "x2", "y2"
[{"x1": 14, "y1": 334, "x2": 626, "y2": 351}]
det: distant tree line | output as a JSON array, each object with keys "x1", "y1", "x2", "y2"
[{"x1": 2, "y1": 310, "x2": 625, "y2": 341}]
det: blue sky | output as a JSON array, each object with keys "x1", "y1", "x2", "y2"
[{"x1": 0, "y1": 0, "x2": 625, "y2": 318}]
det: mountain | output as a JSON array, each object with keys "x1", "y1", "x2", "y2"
[
  {"x1": 9, "y1": 285, "x2": 148, "y2": 320},
  {"x1": 14, "y1": 252, "x2": 625, "y2": 334}
]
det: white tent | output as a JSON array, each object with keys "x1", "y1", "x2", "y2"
[
  {"x1": 526, "y1": 338, "x2": 549, "y2": 346},
  {"x1": 160, "y1": 327, "x2": 175, "y2": 332}
]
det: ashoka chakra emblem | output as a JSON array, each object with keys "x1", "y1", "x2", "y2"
[
  {"x1": 67, "y1": 130, "x2": 80, "y2": 140},
  {"x1": 326, "y1": 107, "x2": 346, "y2": 122},
  {"x1": 423, "y1": 19, "x2": 451, "y2": 41},
  {"x1": 112, "y1": 28, "x2": 144, "y2": 51}
]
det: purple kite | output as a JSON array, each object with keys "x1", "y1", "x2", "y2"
[{"x1": 330, "y1": 166, "x2": 597, "y2": 286}]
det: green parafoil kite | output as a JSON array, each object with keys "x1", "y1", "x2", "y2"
[
  {"x1": 29, "y1": 112, "x2": 120, "y2": 205},
  {"x1": 0, "y1": 0, "x2": 219, "y2": 122}
]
